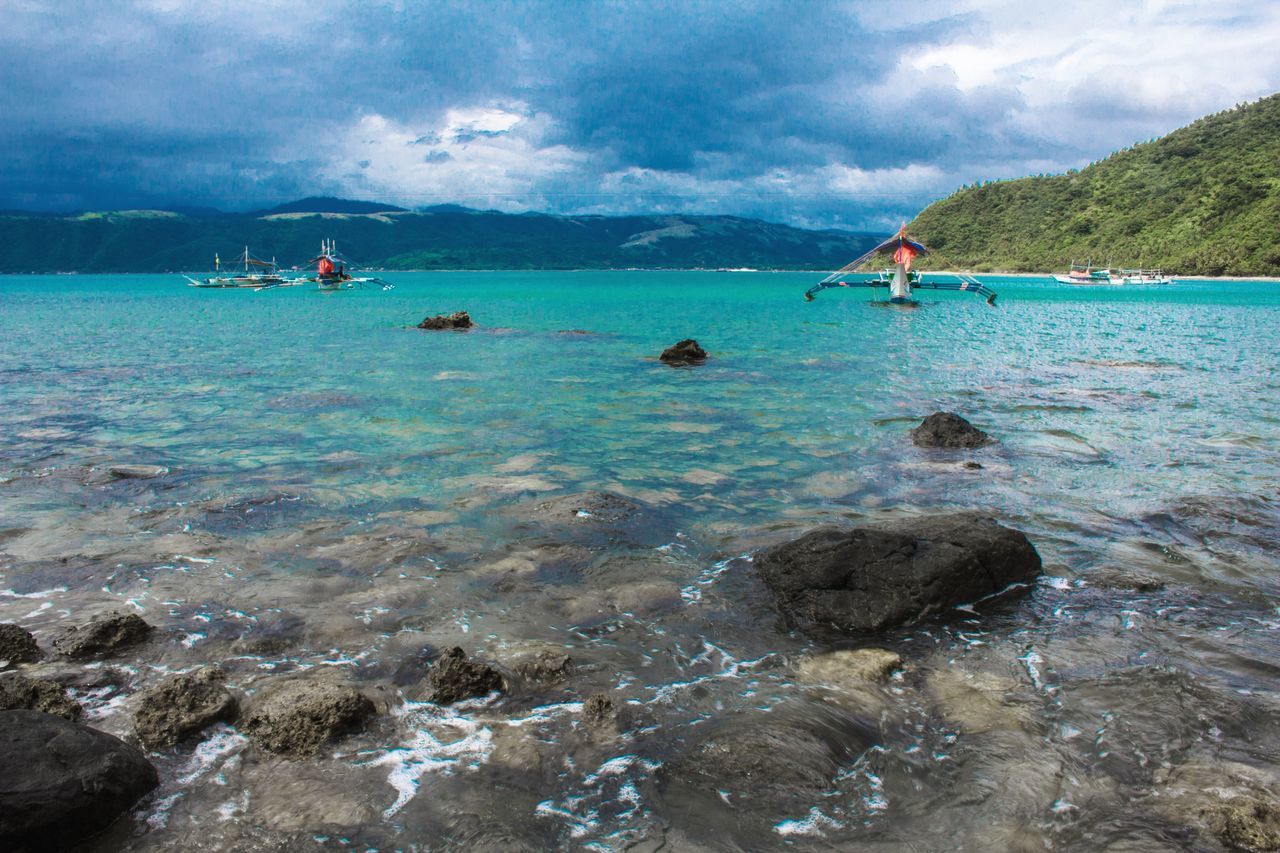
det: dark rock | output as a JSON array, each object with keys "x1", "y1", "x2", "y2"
[
  {"x1": 0, "y1": 710, "x2": 158, "y2": 851},
  {"x1": 0, "y1": 624, "x2": 41, "y2": 667},
  {"x1": 659, "y1": 338, "x2": 708, "y2": 366},
  {"x1": 231, "y1": 611, "x2": 305, "y2": 656},
  {"x1": 52, "y1": 611, "x2": 154, "y2": 659},
  {"x1": 581, "y1": 692, "x2": 615, "y2": 729},
  {"x1": 418, "y1": 311, "x2": 473, "y2": 330},
  {"x1": 756, "y1": 512, "x2": 1042, "y2": 634},
  {"x1": 133, "y1": 667, "x2": 238, "y2": 750},
  {"x1": 962, "y1": 461, "x2": 984, "y2": 470},
  {"x1": 106, "y1": 464, "x2": 168, "y2": 480},
  {"x1": 910, "y1": 412, "x2": 993, "y2": 448},
  {"x1": 420, "y1": 647, "x2": 504, "y2": 705},
  {"x1": 1203, "y1": 797, "x2": 1280, "y2": 851},
  {"x1": 511, "y1": 651, "x2": 572, "y2": 685},
  {"x1": 1087, "y1": 567, "x2": 1167, "y2": 592},
  {"x1": 0, "y1": 675, "x2": 82, "y2": 720},
  {"x1": 517, "y1": 491, "x2": 675, "y2": 550},
  {"x1": 242, "y1": 679, "x2": 375, "y2": 758}
]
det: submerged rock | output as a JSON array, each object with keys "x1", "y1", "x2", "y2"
[
  {"x1": 756, "y1": 513, "x2": 1042, "y2": 634},
  {"x1": 1153, "y1": 760, "x2": 1280, "y2": 852},
  {"x1": 581, "y1": 692, "x2": 616, "y2": 730},
  {"x1": 516, "y1": 490, "x2": 675, "y2": 550},
  {"x1": 1087, "y1": 567, "x2": 1167, "y2": 592},
  {"x1": 52, "y1": 611, "x2": 154, "y2": 659},
  {"x1": 0, "y1": 624, "x2": 41, "y2": 667},
  {"x1": 418, "y1": 311, "x2": 474, "y2": 330},
  {"x1": 659, "y1": 338, "x2": 708, "y2": 366},
  {"x1": 133, "y1": 667, "x2": 238, "y2": 750},
  {"x1": 106, "y1": 464, "x2": 169, "y2": 480},
  {"x1": 0, "y1": 710, "x2": 158, "y2": 851},
  {"x1": 242, "y1": 679, "x2": 375, "y2": 758},
  {"x1": 421, "y1": 647, "x2": 504, "y2": 705},
  {"x1": 0, "y1": 675, "x2": 83, "y2": 720},
  {"x1": 796, "y1": 648, "x2": 903, "y2": 686},
  {"x1": 911, "y1": 412, "x2": 993, "y2": 448},
  {"x1": 510, "y1": 650, "x2": 572, "y2": 686}
]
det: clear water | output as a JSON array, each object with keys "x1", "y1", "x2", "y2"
[{"x1": 2, "y1": 272, "x2": 1279, "y2": 850}]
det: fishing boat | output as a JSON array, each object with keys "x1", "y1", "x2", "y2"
[
  {"x1": 295, "y1": 239, "x2": 394, "y2": 291},
  {"x1": 1053, "y1": 261, "x2": 1174, "y2": 285},
  {"x1": 1116, "y1": 268, "x2": 1174, "y2": 285},
  {"x1": 804, "y1": 226, "x2": 997, "y2": 305},
  {"x1": 184, "y1": 246, "x2": 286, "y2": 288}
]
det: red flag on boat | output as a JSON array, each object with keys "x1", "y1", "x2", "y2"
[{"x1": 892, "y1": 223, "x2": 917, "y2": 271}]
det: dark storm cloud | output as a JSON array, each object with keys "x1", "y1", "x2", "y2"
[{"x1": 2, "y1": 0, "x2": 1276, "y2": 228}]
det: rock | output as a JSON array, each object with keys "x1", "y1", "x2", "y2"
[
  {"x1": 1153, "y1": 760, "x2": 1280, "y2": 852},
  {"x1": 962, "y1": 461, "x2": 984, "y2": 470},
  {"x1": 52, "y1": 611, "x2": 154, "y2": 659},
  {"x1": 133, "y1": 667, "x2": 238, "y2": 750},
  {"x1": 910, "y1": 412, "x2": 993, "y2": 448},
  {"x1": 0, "y1": 624, "x2": 41, "y2": 667},
  {"x1": 926, "y1": 669, "x2": 1035, "y2": 735},
  {"x1": 756, "y1": 512, "x2": 1042, "y2": 634},
  {"x1": 1203, "y1": 798, "x2": 1280, "y2": 851},
  {"x1": 1087, "y1": 567, "x2": 1166, "y2": 592},
  {"x1": 106, "y1": 464, "x2": 168, "y2": 480},
  {"x1": 420, "y1": 647, "x2": 503, "y2": 705},
  {"x1": 241, "y1": 679, "x2": 375, "y2": 758},
  {"x1": 659, "y1": 338, "x2": 708, "y2": 366},
  {"x1": 0, "y1": 710, "x2": 158, "y2": 851},
  {"x1": 581, "y1": 692, "x2": 616, "y2": 729},
  {"x1": 510, "y1": 651, "x2": 572, "y2": 685},
  {"x1": 517, "y1": 490, "x2": 674, "y2": 550},
  {"x1": 796, "y1": 648, "x2": 902, "y2": 686},
  {"x1": 418, "y1": 311, "x2": 473, "y2": 330},
  {"x1": 0, "y1": 675, "x2": 83, "y2": 720}
]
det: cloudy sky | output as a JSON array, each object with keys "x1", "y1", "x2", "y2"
[{"x1": 3, "y1": 0, "x2": 1278, "y2": 229}]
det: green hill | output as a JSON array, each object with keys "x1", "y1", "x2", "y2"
[
  {"x1": 909, "y1": 94, "x2": 1280, "y2": 276},
  {"x1": 0, "y1": 204, "x2": 878, "y2": 274}
]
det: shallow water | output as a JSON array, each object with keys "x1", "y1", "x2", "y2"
[{"x1": 2, "y1": 271, "x2": 1279, "y2": 850}]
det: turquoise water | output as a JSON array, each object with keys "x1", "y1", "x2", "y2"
[{"x1": 3, "y1": 272, "x2": 1280, "y2": 850}]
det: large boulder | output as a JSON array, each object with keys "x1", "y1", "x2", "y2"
[
  {"x1": 910, "y1": 412, "x2": 993, "y2": 448},
  {"x1": 52, "y1": 612, "x2": 154, "y2": 659},
  {"x1": 659, "y1": 338, "x2": 708, "y2": 366},
  {"x1": 756, "y1": 513, "x2": 1042, "y2": 634},
  {"x1": 133, "y1": 667, "x2": 238, "y2": 750},
  {"x1": 241, "y1": 679, "x2": 375, "y2": 758},
  {"x1": 420, "y1": 647, "x2": 504, "y2": 705},
  {"x1": 0, "y1": 710, "x2": 158, "y2": 851},
  {"x1": 0, "y1": 675, "x2": 83, "y2": 720},
  {"x1": 418, "y1": 311, "x2": 473, "y2": 330},
  {"x1": 0, "y1": 624, "x2": 41, "y2": 667}
]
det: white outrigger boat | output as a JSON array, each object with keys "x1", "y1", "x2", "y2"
[
  {"x1": 804, "y1": 226, "x2": 997, "y2": 305},
  {"x1": 184, "y1": 246, "x2": 286, "y2": 288},
  {"x1": 297, "y1": 239, "x2": 394, "y2": 292},
  {"x1": 1053, "y1": 261, "x2": 1174, "y2": 285}
]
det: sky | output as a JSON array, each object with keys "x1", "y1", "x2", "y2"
[{"x1": 3, "y1": 0, "x2": 1278, "y2": 230}]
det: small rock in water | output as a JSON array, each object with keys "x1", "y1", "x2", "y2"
[
  {"x1": 926, "y1": 669, "x2": 1034, "y2": 735},
  {"x1": 911, "y1": 412, "x2": 994, "y2": 448},
  {"x1": 796, "y1": 648, "x2": 902, "y2": 686},
  {"x1": 52, "y1": 611, "x2": 154, "y2": 659},
  {"x1": 581, "y1": 692, "x2": 616, "y2": 730},
  {"x1": 511, "y1": 650, "x2": 573, "y2": 685},
  {"x1": 417, "y1": 310, "x2": 474, "y2": 330},
  {"x1": 133, "y1": 667, "x2": 238, "y2": 750},
  {"x1": 962, "y1": 460, "x2": 984, "y2": 470},
  {"x1": 0, "y1": 624, "x2": 41, "y2": 667},
  {"x1": 659, "y1": 338, "x2": 708, "y2": 366},
  {"x1": 106, "y1": 464, "x2": 169, "y2": 480},
  {"x1": 0, "y1": 674, "x2": 83, "y2": 720},
  {"x1": 1087, "y1": 567, "x2": 1167, "y2": 592},
  {"x1": 756, "y1": 512, "x2": 1042, "y2": 634},
  {"x1": 242, "y1": 679, "x2": 375, "y2": 758},
  {"x1": 420, "y1": 647, "x2": 503, "y2": 705},
  {"x1": 1204, "y1": 797, "x2": 1280, "y2": 851},
  {"x1": 0, "y1": 710, "x2": 158, "y2": 851}
]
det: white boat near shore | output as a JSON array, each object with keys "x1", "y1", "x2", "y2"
[{"x1": 1053, "y1": 261, "x2": 1174, "y2": 285}]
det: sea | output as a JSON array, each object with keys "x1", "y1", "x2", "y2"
[{"x1": 2, "y1": 271, "x2": 1279, "y2": 850}]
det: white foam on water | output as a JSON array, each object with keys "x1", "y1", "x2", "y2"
[
  {"x1": 180, "y1": 632, "x2": 206, "y2": 648},
  {"x1": 774, "y1": 806, "x2": 844, "y2": 837},
  {"x1": 176, "y1": 726, "x2": 248, "y2": 785},
  {"x1": 679, "y1": 554, "x2": 748, "y2": 604},
  {"x1": 1045, "y1": 576, "x2": 1072, "y2": 591},
  {"x1": 0, "y1": 586, "x2": 67, "y2": 599},
  {"x1": 368, "y1": 701, "x2": 495, "y2": 818},
  {"x1": 21, "y1": 601, "x2": 52, "y2": 619},
  {"x1": 144, "y1": 792, "x2": 184, "y2": 830},
  {"x1": 176, "y1": 554, "x2": 216, "y2": 564}
]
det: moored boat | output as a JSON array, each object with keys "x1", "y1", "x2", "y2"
[
  {"x1": 184, "y1": 246, "x2": 285, "y2": 288},
  {"x1": 295, "y1": 239, "x2": 394, "y2": 291},
  {"x1": 1054, "y1": 261, "x2": 1174, "y2": 285}
]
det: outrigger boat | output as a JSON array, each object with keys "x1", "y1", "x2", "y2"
[
  {"x1": 1053, "y1": 261, "x2": 1174, "y2": 285},
  {"x1": 297, "y1": 239, "x2": 394, "y2": 291},
  {"x1": 184, "y1": 246, "x2": 286, "y2": 288},
  {"x1": 804, "y1": 226, "x2": 997, "y2": 305}
]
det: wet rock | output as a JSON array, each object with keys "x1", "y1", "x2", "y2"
[
  {"x1": 0, "y1": 624, "x2": 41, "y2": 667},
  {"x1": 796, "y1": 648, "x2": 902, "y2": 686},
  {"x1": 962, "y1": 460, "x2": 984, "y2": 470},
  {"x1": 608, "y1": 580, "x2": 682, "y2": 615},
  {"x1": 0, "y1": 709, "x2": 158, "y2": 851},
  {"x1": 231, "y1": 611, "x2": 306, "y2": 656},
  {"x1": 517, "y1": 491, "x2": 675, "y2": 550},
  {"x1": 52, "y1": 611, "x2": 154, "y2": 659},
  {"x1": 420, "y1": 647, "x2": 504, "y2": 705},
  {"x1": 106, "y1": 464, "x2": 168, "y2": 480},
  {"x1": 133, "y1": 667, "x2": 238, "y2": 750},
  {"x1": 581, "y1": 692, "x2": 616, "y2": 729},
  {"x1": 242, "y1": 679, "x2": 376, "y2": 758},
  {"x1": 0, "y1": 674, "x2": 83, "y2": 720},
  {"x1": 911, "y1": 412, "x2": 993, "y2": 448},
  {"x1": 756, "y1": 512, "x2": 1042, "y2": 634},
  {"x1": 418, "y1": 311, "x2": 473, "y2": 330},
  {"x1": 926, "y1": 669, "x2": 1035, "y2": 735},
  {"x1": 1088, "y1": 567, "x2": 1167, "y2": 592},
  {"x1": 1204, "y1": 798, "x2": 1280, "y2": 851},
  {"x1": 659, "y1": 338, "x2": 708, "y2": 366},
  {"x1": 511, "y1": 650, "x2": 572, "y2": 685},
  {"x1": 1153, "y1": 760, "x2": 1280, "y2": 852}
]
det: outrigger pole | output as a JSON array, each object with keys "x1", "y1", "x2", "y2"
[{"x1": 804, "y1": 225, "x2": 997, "y2": 305}]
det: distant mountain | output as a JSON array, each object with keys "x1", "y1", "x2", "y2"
[
  {"x1": 0, "y1": 203, "x2": 879, "y2": 273},
  {"x1": 254, "y1": 196, "x2": 409, "y2": 216},
  {"x1": 910, "y1": 94, "x2": 1280, "y2": 275}
]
